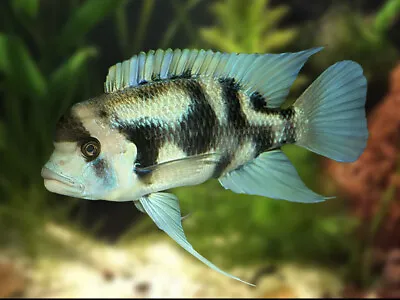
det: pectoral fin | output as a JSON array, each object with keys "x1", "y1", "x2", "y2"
[
  {"x1": 219, "y1": 150, "x2": 333, "y2": 203},
  {"x1": 135, "y1": 153, "x2": 221, "y2": 176},
  {"x1": 135, "y1": 153, "x2": 221, "y2": 188},
  {"x1": 138, "y1": 192, "x2": 254, "y2": 286}
]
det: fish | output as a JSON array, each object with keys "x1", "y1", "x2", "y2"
[{"x1": 41, "y1": 47, "x2": 368, "y2": 286}]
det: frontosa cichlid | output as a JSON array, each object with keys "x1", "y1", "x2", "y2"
[{"x1": 41, "y1": 48, "x2": 368, "y2": 285}]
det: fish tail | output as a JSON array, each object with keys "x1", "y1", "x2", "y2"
[{"x1": 293, "y1": 61, "x2": 368, "y2": 162}]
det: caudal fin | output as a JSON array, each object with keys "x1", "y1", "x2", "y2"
[{"x1": 293, "y1": 61, "x2": 368, "y2": 163}]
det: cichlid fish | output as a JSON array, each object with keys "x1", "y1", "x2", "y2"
[{"x1": 41, "y1": 48, "x2": 368, "y2": 285}]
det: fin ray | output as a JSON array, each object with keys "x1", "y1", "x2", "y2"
[
  {"x1": 138, "y1": 193, "x2": 254, "y2": 286},
  {"x1": 135, "y1": 153, "x2": 222, "y2": 192},
  {"x1": 134, "y1": 200, "x2": 145, "y2": 213},
  {"x1": 293, "y1": 60, "x2": 368, "y2": 162},
  {"x1": 104, "y1": 48, "x2": 323, "y2": 108},
  {"x1": 135, "y1": 153, "x2": 221, "y2": 178},
  {"x1": 219, "y1": 150, "x2": 331, "y2": 203}
]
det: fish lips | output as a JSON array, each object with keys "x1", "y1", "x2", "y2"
[{"x1": 41, "y1": 166, "x2": 84, "y2": 196}]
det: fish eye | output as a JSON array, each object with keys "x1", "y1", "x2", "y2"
[{"x1": 81, "y1": 138, "x2": 101, "y2": 160}]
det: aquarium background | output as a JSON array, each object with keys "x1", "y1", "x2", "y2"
[{"x1": 0, "y1": 0, "x2": 399, "y2": 297}]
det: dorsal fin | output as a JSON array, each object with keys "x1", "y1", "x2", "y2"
[{"x1": 104, "y1": 47, "x2": 323, "y2": 108}]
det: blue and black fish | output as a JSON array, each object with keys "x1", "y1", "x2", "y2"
[{"x1": 41, "y1": 48, "x2": 368, "y2": 285}]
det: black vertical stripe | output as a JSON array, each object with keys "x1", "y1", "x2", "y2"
[
  {"x1": 252, "y1": 108, "x2": 296, "y2": 155},
  {"x1": 248, "y1": 91, "x2": 296, "y2": 151},
  {"x1": 217, "y1": 77, "x2": 248, "y2": 175},
  {"x1": 54, "y1": 109, "x2": 91, "y2": 142},
  {"x1": 218, "y1": 78, "x2": 248, "y2": 130},
  {"x1": 117, "y1": 118, "x2": 165, "y2": 168},
  {"x1": 253, "y1": 124, "x2": 275, "y2": 155},
  {"x1": 212, "y1": 154, "x2": 232, "y2": 178},
  {"x1": 281, "y1": 108, "x2": 296, "y2": 144},
  {"x1": 177, "y1": 80, "x2": 218, "y2": 155}
]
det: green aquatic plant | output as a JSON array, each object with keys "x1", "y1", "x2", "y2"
[
  {"x1": 0, "y1": 0, "x2": 128, "y2": 256},
  {"x1": 114, "y1": 0, "x2": 155, "y2": 57},
  {"x1": 199, "y1": 0, "x2": 297, "y2": 53},
  {"x1": 0, "y1": 0, "x2": 200, "y2": 256},
  {"x1": 114, "y1": 0, "x2": 202, "y2": 57},
  {"x1": 159, "y1": 0, "x2": 203, "y2": 49},
  {"x1": 309, "y1": 0, "x2": 399, "y2": 84}
]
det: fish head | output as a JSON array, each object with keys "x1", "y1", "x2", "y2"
[{"x1": 41, "y1": 102, "x2": 138, "y2": 201}]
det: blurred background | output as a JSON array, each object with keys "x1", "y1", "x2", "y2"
[{"x1": 0, "y1": 0, "x2": 400, "y2": 297}]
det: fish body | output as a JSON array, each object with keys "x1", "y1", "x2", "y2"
[
  {"x1": 69, "y1": 77, "x2": 297, "y2": 197},
  {"x1": 41, "y1": 48, "x2": 368, "y2": 285}
]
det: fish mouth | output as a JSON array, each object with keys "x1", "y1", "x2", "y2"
[{"x1": 41, "y1": 166, "x2": 84, "y2": 196}]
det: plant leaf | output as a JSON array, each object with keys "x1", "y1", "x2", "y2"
[
  {"x1": 374, "y1": 0, "x2": 400, "y2": 34},
  {"x1": 201, "y1": 0, "x2": 297, "y2": 53},
  {"x1": 212, "y1": 0, "x2": 236, "y2": 34},
  {"x1": 261, "y1": 28, "x2": 298, "y2": 51},
  {"x1": 59, "y1": 0, "x2": 125, "y2": 51},
  {"x1": 261, "y1": 5, "x2": 289, "y2": 34},
  {"x1": 246, "y1": 0, "x2": 269, "y2": 51},
  {"x1": 114, "y1": 2, "x2": 129, "y2": 56},
  {"x1": 11, "y1": 0, "x2": 39, "y2": 18},
  {"x1": 132, "y1": 0, "x2": 155, "y2": 52},
  {"x1": 48, "y1": 47, "x2": 98, "y2": 114},
  {"x1": 0, "y1": 35, "x2": 11, "y2": 72},
  {"x1": 0, "y1": 33, "x2": 46, "y2": 98},
  {"x1": 199, "y1": 28, "x2": 242, "y2": 52},
  {"x1": 0, "y1": 121, "x2": 5, "y2": 151},
  {"x1": 160, "y1": 0, "x2": 202, "y2": 49}
]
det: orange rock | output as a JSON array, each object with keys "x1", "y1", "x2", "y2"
[
  {"x1": 258, "y1": 285, "x2": 296, "y2": 298},
  {"x1": 376, "y1": 248, "x2": 400, "y2": 298},
  {"x1": 0, "y1": 261, "x2": 26, "y2": 298}
]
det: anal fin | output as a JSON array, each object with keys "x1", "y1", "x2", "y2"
[{"x1": 219, "y1": 150, "x2": 332, "y2": 203}]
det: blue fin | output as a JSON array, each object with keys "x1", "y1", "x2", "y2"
[
  {"x1": 104, "y1": 48, "x2": 322, "y2": 108},
  {"x1": 135, "y1": 153, "x2": 221, "y2": 175},
  {"x1": 134, "y1": 200, "x2": 145, "y2": 213},
  {"x1": 219, "y1": 150, "x2": 331, "y2": 203},
  {"x1": 293, "y1": 61, "x2": 368, "y2": 162},
  {"x1": 134, "y1": 153, "x2": 222, "y2": 191},
  {"x1": 138, "y1": 193, "x2": 255, "y2": 286}
]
